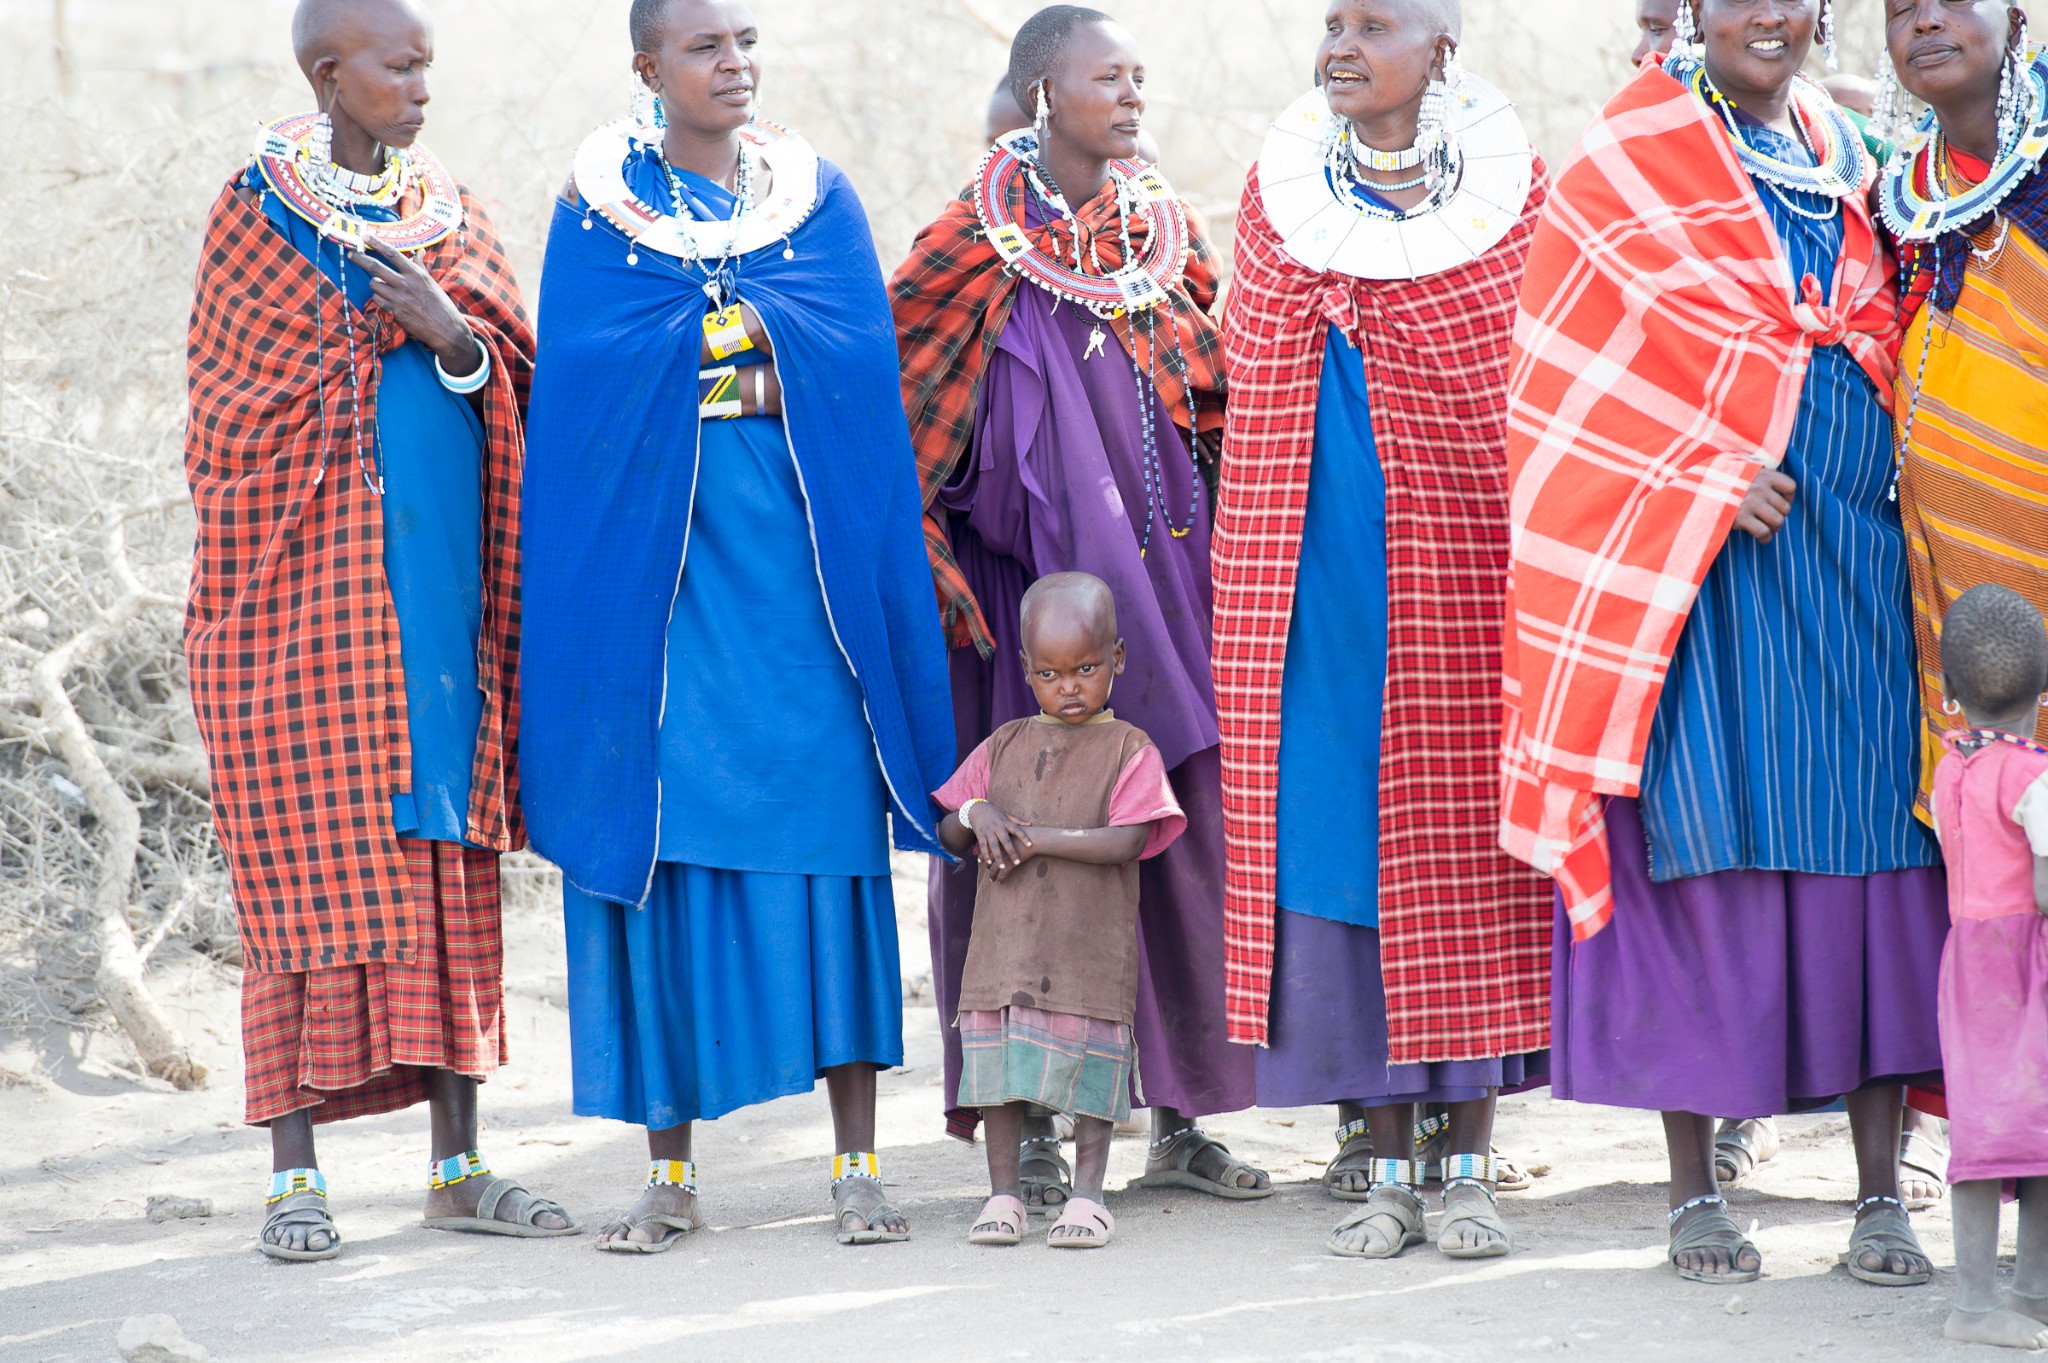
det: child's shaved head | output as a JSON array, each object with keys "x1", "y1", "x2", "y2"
[
  {"x1": 1020, "y1": 571, "x2": 1119, "y2": 652},
  {"x1": 1944, "y1": 584, "x2": 2048, "y2": 720}
]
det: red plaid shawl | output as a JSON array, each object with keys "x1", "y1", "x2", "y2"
[
  {"x1": 1498, "y1": 62, "x2": 1900, "y2": 941},
  {"x1": 892, "y1": 177, "x2": 1226, "y2": 653},
  {"x1": 185, "y1": 178, "x2": 533, "y2": 973},
  {"x1": 1213, "y1": 161, "x2": 1553, "y2": 1057}
]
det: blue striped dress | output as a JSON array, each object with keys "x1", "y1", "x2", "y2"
[{"x1": 1636, "y1": 125, "x2": 1939, "y2": 882}]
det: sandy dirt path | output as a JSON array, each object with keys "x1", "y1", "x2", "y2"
[{"x1": 0, "y1": 889, "x2": 2007, "y2": 1363}]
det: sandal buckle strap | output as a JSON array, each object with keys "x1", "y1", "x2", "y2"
[
  {"x1": 266, "y1": 1166, "x2": 327, "y2": 1205},
  {"x1": 649, "y1": 1159, "x2": 699, "y2": 1193},
  {"x1": 430, "y1": 1150, "x2": 489, "y2": 1190}
]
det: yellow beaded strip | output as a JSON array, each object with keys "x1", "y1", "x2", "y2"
[
  {"x1": 429, "y1": 1150, "x2": 489, "y2": 1190},
  {"x1": 831, "y1": 1151, "x2": 881, "y2": 1184},
  {"x1": 648, "y1": 1159, "x2": 698, "y2": 1192}
]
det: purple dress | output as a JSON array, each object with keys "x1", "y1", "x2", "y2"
[{"x1": 928, "y1": 277, "x2": 1255, "y2": 1132}]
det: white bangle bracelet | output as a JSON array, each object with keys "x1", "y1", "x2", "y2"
[
  {"x1": 435, "y1": 338, "x2": 491, "y2": 395},
  {"x1": 958, "y1": 798, "x2": 986, "y2": 831}
]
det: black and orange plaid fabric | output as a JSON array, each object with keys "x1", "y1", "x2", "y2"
[
  {"x1": 185, "y1": 178, "x2": 533, "y2": 974},
  {"x1": 890, "y1": 176, "x2": 1226, "y2": 654},
  {"x1": 240, "y1": 839, "x2": 505, "y2": 1125}
]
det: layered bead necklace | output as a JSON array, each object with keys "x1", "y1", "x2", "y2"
[
  {"x1": 1673, "y1": 53, "x2": 1864, "y2": 222},
  {"x1": 645, "y1": 138, "x2": 757, "y2": 304},
  {"x1": 977, "y1": 132, "x2": 1201, "y2": 555}
]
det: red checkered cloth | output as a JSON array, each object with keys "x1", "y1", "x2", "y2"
[
  {"x1": 240, "y1": 839, "x2": 505, "y2": 1125},
  {"x1": 1498, "y1": 62, "x2": 1900, "y2": 941},
  {"x1": 891, "y1": 180, "x2": 1226, "y2": 654},
  {"x1": 185, "y1": 178, "x2": 533, "y2": 973},
  {"x1": 1212, "y1": 161, "x2": 1554, "y2": 1058}
]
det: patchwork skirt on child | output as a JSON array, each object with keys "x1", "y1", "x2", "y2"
[{"x1": 958, "y1": 1005, "x2": 1135, "y2": 1124}]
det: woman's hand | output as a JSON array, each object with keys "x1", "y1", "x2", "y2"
[
  {"x1": 1733, "y1": 467, "x2": 1796, "y2": 544},
  {"x1": 970, "y1": 803, "x2": 1036, "y2": 882},
  {"x1": 353, "y1": 236, "x2": 483, "y2": 378}
]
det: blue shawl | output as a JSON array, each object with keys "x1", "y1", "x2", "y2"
[{"x1": 521, "y1": 156, "x2": 954, "y2": 904}]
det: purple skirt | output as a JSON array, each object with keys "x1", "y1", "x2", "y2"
[
  {"x1": 1551, "y1": 797, "x2": 1947, "y2": 1116},
  {"x1": 1256, "y1": 909, "x2": 1548, "y2": 1108}
]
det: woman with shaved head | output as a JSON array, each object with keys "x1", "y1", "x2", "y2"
[
  {"x1": 519, "y1": 0, "x2": 953, "y2": 1251},
  {"x1": 1217, "y1": 0, "x2": 1550, "y2": 1262},
  {"x1": 184, "y1": 0, "x2": 573, "y2": 1260},
  {"x1": 893, "y1": 5, "x2": 1269, "y2": 1215},
  {"x1": 1503, "y1": 0, "x2": 1944, "y2": 1286}
]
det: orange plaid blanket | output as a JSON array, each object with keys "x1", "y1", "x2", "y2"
[{"x1": 1498, "y1": 61, "x2": 1900, "y2": 940}]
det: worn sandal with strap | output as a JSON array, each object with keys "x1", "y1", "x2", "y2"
[
  {"x1": 258, "y1": 1169, "x2": 342, "y2": 1263},
  {"x1": 969, "y1": 1194, "x2": 1029, "y2": 1246},
  {"x1": 1019, "y1": 1136, "x2": 1073, "y2": 1215},
  {"x1": 597, "y1": 1160, "x2": 702, "y2": 1254},
  {"x1": 422, "y1": 1152, "x2": 579, "y2": 1238},
  {"x1": 1712, "y1": 1117, "x2": 1781, "y2": 1187},
  {"x1": 1327, "y1": 1160, "x2": 1426, "y2": 1259},
  {"x1": 1846, "y1": 1195, "x2": 1933, "y2": 1287},
  {"x1": 1437, "y1": 1154, "x2": 1514, "y2": 1259},
  {"x1": 833, "y1": 1151, "x2": 910, "y2": 1246},
  {"x1": 1130, "y1": 1125, "x2": 1274, "y2": 1201},
  {"x1": 1668, "y1": 1193, "x2": 1762, "y2": 1284},
  {"x1": 1321, "y1": 1119, "x2": 1378, "y2": 1203},
  {"x1": 1047, "y1": 1196, "x2": 1115, "y2": 1249}
]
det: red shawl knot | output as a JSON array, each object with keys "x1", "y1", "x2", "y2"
[
  {"x1": 1212, "y1": 157, "x2": 1555, "y2": 1057},
  {"x1": 1497, "y1": 62, "x2": 1901, "y2": 944},
  {"x1": 892, "y1": 172, "x2": 1226, "y2": 655},
  {"x1": 183, "y1": 176, "x2": 535, "y2": 973}
]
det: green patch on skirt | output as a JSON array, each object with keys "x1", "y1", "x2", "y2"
[{"x1": 957, "y1": 1004, "x2": 1135, "y2": 1123}]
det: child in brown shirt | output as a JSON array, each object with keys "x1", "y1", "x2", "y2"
[{"x1": 934, "y1": 572, "x2": 1185, "y2": 1250}]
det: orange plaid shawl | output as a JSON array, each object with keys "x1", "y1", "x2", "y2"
[
  {"x1": 891, "y1": 176, "x2": 1226, "y2": 653},
  {"x1": 1214, "y1": 161, "x2": 1552, "y2": 1054},
  {"x1": 185, "y1": 178, "x2": 533, "y2": 973},
  {"x1": 1498, "y1": 62, "x2": 1900, "y2": 940}
]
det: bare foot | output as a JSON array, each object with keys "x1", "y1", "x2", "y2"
[
  {"x1": 597, "y1": 1183, "x2": 700, "y2": 1249},
  {"x1": 2005, "y1": 1290, "x2": 2048, "y2": 1325},
  {"x1": 1945, "y1": 1307, "x2": 2048, "y2": 1349}
]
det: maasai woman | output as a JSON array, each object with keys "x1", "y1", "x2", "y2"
[
  {"x1": 519, "y1": 0, "x2": 954, "y2": 1252},
  {"x1": 1214, "y1": 0, "x2": 1550, "y2": 1261},
  {"x1": 1882, "y1": 0, "x2": 2048, "y2": 1223},
  {"x1": 186, "y1": 0, "x2": 574, "y2": 1261},
  {"x1": 1501, "y1": 0, "x2": 1945, "y2": 1286},
  {"x1": 893, "y1": 5, "x2": 1266, "y2": 1207}
]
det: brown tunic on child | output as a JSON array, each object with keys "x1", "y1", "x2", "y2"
[{"x1": 957, "y1": 716, "x2": 1154, "y2": 1027}]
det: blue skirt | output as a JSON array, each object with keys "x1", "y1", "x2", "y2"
[{"x1": 563, "y1": 863, "x2": 903, "y2": 1127}]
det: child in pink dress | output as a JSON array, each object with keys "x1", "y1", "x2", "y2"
[
  {"x1": 933, "y1": 572, "x2": 1185, "y2": 1250},
  {"x1": 1929, "y1": 584, "x2": 2048, "y2": 1350}
]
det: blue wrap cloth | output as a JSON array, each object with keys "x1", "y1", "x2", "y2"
[{"x1": 520, "y1": 154, "x2": 956, "y2": 905}]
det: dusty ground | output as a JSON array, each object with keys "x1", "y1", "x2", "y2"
[{"x1": 0, "y1": 874, "x2": 2017, "y2": 1363}]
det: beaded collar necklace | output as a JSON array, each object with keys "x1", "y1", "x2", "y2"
[
  {"x1": 251, "y1": 112, "x2": 463, "y2": 252},
  {"x1": 1880, "y1": 48, "x2": 2048, "y2": 242},
  {"x1": 971, "y1": 130, "x2": 1200, "y2": 555},
  {"x1": 1954, "y1": 727, "x2": 2048, "y2": 759},
  {"x1": 1667, "y1": 52, "x2": 1865, "y2": 215}
]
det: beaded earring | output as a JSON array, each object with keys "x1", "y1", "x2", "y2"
[
  {"x1": 1999, "y1": 15, "x2": 2033, "y2": 153},
  {"x1": 654, "y1": 94, "x2": 668, "y2": 130},
  {"x1": 1033, "y1": 82, "x2": 1051, "y2": 140},
  {"x1": 1414, "y1": 43, "x2": 1459, "y2": 194},
  {"x1": 631, "y1": 79, "x2": 655, "y2": 129},
  {"x1": 308, "y1": 110, "x2": 334, "y2": 181},
  {"x1": 1673, "y1": 0, "x2": 1699, "y2": 57},
  {"x1": 1819, "y1": 0, "x2": 1839, "y2": 71},
  {"x1": 1871, "y1": 51, "x2": 1903, "y2": 143}
]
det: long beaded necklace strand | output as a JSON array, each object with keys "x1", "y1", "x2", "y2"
[
  {"x1": 303, "y1": 161, "x2": 383, "y2": 494},
  {"x1": 1019, "y1": 152, "x2": 1202, "y2": 554},
  {"x1": 644, "y1": 137, "x2": 756, "y2": 299}
]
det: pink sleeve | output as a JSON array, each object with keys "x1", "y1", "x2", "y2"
[
  {"x1": 933, "y1": 740, "x2": 993, "y2": 812},
  {"x1": 1107, "y1": 744, "x2": 1186, "y2": 859}
]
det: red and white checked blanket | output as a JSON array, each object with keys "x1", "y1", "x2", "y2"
[
  {"x1": 1498, "y1": 61, "x2": 1900, "y2": 941},
  {"x1": 1213, "y1": 161, "x2": 1553, "y2": 1057}
]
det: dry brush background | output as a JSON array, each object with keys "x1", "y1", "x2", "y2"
[{"x1": 0, "y1": 0, "x2": 1889, "y2": 1080}]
